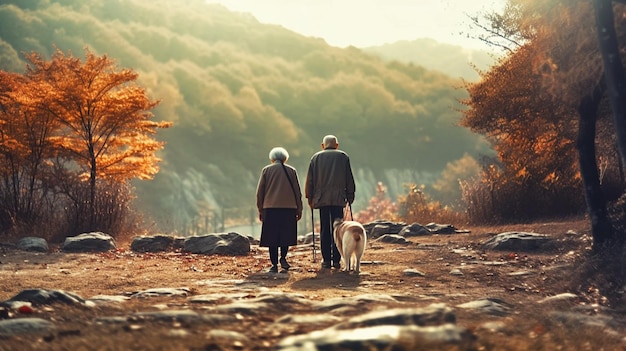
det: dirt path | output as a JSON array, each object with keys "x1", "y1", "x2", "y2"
[{"x1": 1, "y1": 218, "x2": 624, "y2": 350}]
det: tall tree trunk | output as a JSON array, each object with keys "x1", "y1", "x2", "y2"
[
  {"x1": 89, "y1": 163, "x2": 96, "y2": 230},
  {"x1": 89, "y1": 142, "x2": 96, "y2": 230},
  {"x1": 577, "y1": 82, "x2": 613, "y2": 250},
  {"x1": 593, "y1": 0, "x2": 626, "y2": 167}
]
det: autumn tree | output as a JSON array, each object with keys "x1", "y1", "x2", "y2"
[
  {"x1": 495, "y1": 0, "x2": 619, "y2": 247},
  {"x1": 464, "y1": 0, "x2": 626, "y2": 248},
  {"x1": 2, "y1": 48, "x2": 171, "y2": 236},
  {"x1": 0, "y1": 70, "x2": 61, "y2": 235},
  {"x1": 461, "y1": 42, "x2": 583, "y2": 221},
  {"x1": 509, "y1": 0, "x2": 626, "y2": 248}
]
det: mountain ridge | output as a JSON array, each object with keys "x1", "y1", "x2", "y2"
[{"x1": 361, "y1": 37, "x2": 497, "y2": 81}]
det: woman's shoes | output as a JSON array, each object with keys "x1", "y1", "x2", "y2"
[{"x1": 268, "y1": 258, "x2": 290, "y2": 273}]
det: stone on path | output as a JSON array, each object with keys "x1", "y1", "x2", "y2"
[
  {"x1": 0, "y1": 318, "x2": 55, "y2": 338},
  {"x1": 481, "y1": 232, "x2": 553, "y2": 251},
  {"x1": 62, "y1": 232, "x2": 116, "y2": 252},
  {"x1": 183, "y1": 232, "x2": 250, "y2": 255},
  {"x1": 16, "y1": 237, "x2": 48, "y2": 252}
]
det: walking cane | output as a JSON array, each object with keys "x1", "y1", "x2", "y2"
[{"x1": 310, "y1": 206, "x2": 317, "y2": 262}]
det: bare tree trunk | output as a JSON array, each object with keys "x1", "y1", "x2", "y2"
[
  {"x1": 89, "y1": 145, "x2": 97, "y2": 231},
  {"x1": 577, "y1": 82, "x2": 613, "y2": 250},
  {"x1": 594, "y1": 0, "x2": 626, "y2": 167},
  {"x1": 591, "y1": 0, "x2": 626, "y2": 248}
]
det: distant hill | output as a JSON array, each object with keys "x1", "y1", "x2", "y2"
[
  {"x1": 0, "y1": 0, "x2": 492, "y2": 232},
  {"x1": 362, "y1": 38, "x2": 497, "y2": 81}
]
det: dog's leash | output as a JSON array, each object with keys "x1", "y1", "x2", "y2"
[
  {"x1": 348, "y1": 203, "x2": 354, "y2": 221},
  {"x1": 344, "y1": 202, "x2": 354, "y2": 221}
]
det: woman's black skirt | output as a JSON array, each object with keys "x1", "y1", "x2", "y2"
[{"x1": 259, "y1": 208, "x2": 297, "y2": 247}]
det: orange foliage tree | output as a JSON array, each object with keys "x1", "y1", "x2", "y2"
[
  {"x1": 0, "y1": 70, "x2": 61, "y2": 233},
  {"x1": 26, "y1": 48, "x2": 171, "y2": 228},
  {"x1": 461, "y1": 42, "x2": 583, "y2": 221},
  {"x1": 1, "y1": 48, "x2": 171, "y2": 236},
  {"x1": 466, "y1": 0, "x2": 626, "y2": 244}
]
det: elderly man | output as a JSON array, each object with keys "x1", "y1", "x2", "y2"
[{"x1": 305, "y1": 135, "x2": 356, "y2": 270}]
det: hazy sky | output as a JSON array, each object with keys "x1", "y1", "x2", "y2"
[{"x1": 206, "y1": 0, "x2": 506, "y2": 49}]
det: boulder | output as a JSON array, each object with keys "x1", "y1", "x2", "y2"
[
  {"x1": 375, "y1": 234, "x2": 409, "y2": 244},
  {"x1": 4, "y1": 288, "x2": 86, "y2": 306},
  {"x1": 481, "y1": 232, "x2": 553, "y2": 251},
  {"x1": 130, "y1": 235, "x2": 175, "y2": 252},
  {"x1": 399, "y1": 223, "x2": 431, "y2": 237},
  {"x1": 62, "y1": 232, "x2": 116, "y2": 252},
  {"x1": 183, "y1": 232, "x2": 250, "y2": 255},
  {"x1": 363, "y1": 220, "x2": 406, "y2": 236},
  {"x1": 16, "y1": 237, "x2": 48, "y2": 252},
  {"x1": 425, "y1": 223, "x2": 458, "y2": 234}
]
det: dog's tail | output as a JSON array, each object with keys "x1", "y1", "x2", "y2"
[{"x1": 352, "y1": 228, "x2": 364, "y2": 241}]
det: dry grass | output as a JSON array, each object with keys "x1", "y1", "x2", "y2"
[{"x1": 1, "y1": 217, "x2": 625, "y2": 350}]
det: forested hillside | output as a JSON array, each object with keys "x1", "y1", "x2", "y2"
[{"x1": 0, "y1": 0, "x2": 490, "y2": 232}]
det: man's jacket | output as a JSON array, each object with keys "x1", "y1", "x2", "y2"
[{"x1": 305, "y1": 148, "x2": 355, "y2": 209}]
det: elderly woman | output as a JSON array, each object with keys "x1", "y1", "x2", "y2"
[{"x1": 256, "y1": 147, "x2": 303, "y2": 273}]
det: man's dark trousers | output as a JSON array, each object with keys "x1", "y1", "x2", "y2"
[{"x1": 319, "y1": 206, "x2": 343, "y2": 267}]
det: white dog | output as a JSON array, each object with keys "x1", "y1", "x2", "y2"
[{"x1": 333, "y1": 219, "x2": 367, "y2": 273}]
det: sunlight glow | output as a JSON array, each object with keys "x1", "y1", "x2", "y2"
[{"x1": 206, "y1": 0, "x2": 505, "y2": 49}]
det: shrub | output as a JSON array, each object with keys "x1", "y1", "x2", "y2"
[
  {"x1": 461, "y1": 161, "x2": 586, "y2": 225},
  {"x1": 397, "y1": 183, "x2": 467, "y2": 225},
  {"x1": 53, "y1": 179, "x2": 143, "y2": 242},
  {"x1": 354, "y1": 182, "x2": 399, "y2": 223}
]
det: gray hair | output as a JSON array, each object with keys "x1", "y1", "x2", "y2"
[
  {"x1": 323, "y1": 135, "x2": 338, "y2": 149},
  {"x1": 269, "y1": 147, "x2": 289, "y2": 162}
]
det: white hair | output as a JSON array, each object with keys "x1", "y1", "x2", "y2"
[
  {"x1": 323, "y1": 135, "x2": 338, "y2": 149},
  {"x1": 269, "y1": 147, "x2": 289, "y2": 162}
]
